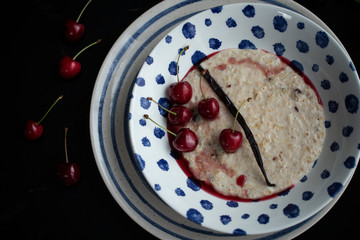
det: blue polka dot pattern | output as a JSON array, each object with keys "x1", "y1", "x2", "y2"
[
  {"x1": 187, "y1": 177, "x2": 201, "y2": 191},
  {"x1": 135, "y1": 153, "x2": 145, "y2": 171},
  {"x1": 182, "y1": 22, "x2": 196, "y2": 39},
  {"x1": 140, "y1": 97, "x2": 151, "y2": 109},
  {"x1": 186, "y1": 208, "x2": 204, "y2": 224},
  {"x1": 155, "y1": 74, "x2": 165, "y2": 85},
  {"x1": 200, "y1": 200, "x2": 213, "y2": 210},
  {"x1": 233, "y1": 228, "x2": 247, "y2": 236},
  {"x1": 168, "y1": 61, "x2": 177, "y2": 76},
  {"x1": 141, "y1": 137, "x2": 151, "y2": 147},
  {"x1": 211, "y1": 6, "x2": 223, "y2": 14},
  {"x1": 327, "y1": 182, "x2": 343, "y2": 198},
  {"x1": 251, "y1": 25, "x2": 265, "y2": 39},
  {"x1": 175, "y1": 188, "x2": 185, "y2": 196},
  {"x1": 136, "y1": 77, "x2": 145, "y2": 86},
  {"x1": 296, "y1": 40, "x2": 309, "y2": 53},
  {"x1": 242, "y1": 5, "x2": 255, "y2": 18},
  {"x1": 238, "y1": 40, "x2": 256, "y2": 49},
  {"x1": 273, "y1": 15, "x2": 287, "y2": 32},
  {"x1": 315, "y1": 31, "x2": 329, "y2": 48},
  {"x1": 273, "y1": 43, "x2": 285, "y2": 56},
  {"x1": 220, "y1": 215, "x2": 232, "y2": 225},
  {"x1": 302, "y1": 191, "x2": 314, "y2": 201},
  {"x1": 191, "y1": 50, "x2": 207, "y2": 65},
  {"x1": 283, "y1": 204, "x2": 300, "y2": 218},
  {"x1": 344, "y1": 156, "x2": 356, "y2": 169},
  {"x1": 345, "y1": 94, "x2": 359, "y2": 114},
  {"x1": 157, "y1": 159, "x2": 169, "y2": 171},
  {"x1": 226, "y1": 17, "x2": 237, "y2": 28},
  {"x1": 257, "y1": 214, "x2": 270, "y2": 224},
  {"x1": 209, "y1": 38, "x2": 222, "y2": 50}
]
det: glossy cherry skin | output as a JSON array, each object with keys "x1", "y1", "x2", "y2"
[
  {"x1": 169, "y1": 81, "x2": 192, "y2": 104},
  {"x1": 64, "y1": 19, "x2": 84, "y2": 42},
  {"x1": 219, "y1": 128, "x2": 243, "y2": 153},
  {"x1": 56, "y1": 162, "x2": 81, "y2": 186},
  {"x1": 172, "y1": 128, "x2": 198, "y2": 152},
  {"x1": 59, "y1": 56, "x2": 81, "y2": 79},
  {"x1": 168, "y1": 105, "x2": 192, "y2": 126},
  {"x1": 198, "y1": 97, "x2": 220, "y2": 120},
  {"x1": 24, "y1": 120, "x2": 43, "y2": 140}
]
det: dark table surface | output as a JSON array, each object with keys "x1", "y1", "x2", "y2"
[{"x1": 6, "y1": 0, "x2": 360, "y2": 239}]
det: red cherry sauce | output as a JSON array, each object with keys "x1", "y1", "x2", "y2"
[{"x1": 167, "y1": 50, "x2": 321, "y2": 202}]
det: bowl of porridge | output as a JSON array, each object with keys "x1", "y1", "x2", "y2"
[{"x1": 128, "y1": 3, "x2": 359, "y2": 235}]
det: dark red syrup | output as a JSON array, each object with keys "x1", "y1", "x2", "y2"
[{"x1": 167, "y1": 49, "x2": 321, "y2": 202}]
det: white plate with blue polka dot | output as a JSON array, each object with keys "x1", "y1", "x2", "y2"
[{"x1": 128, "y1": 2, "x2": 360, "y2": 235}]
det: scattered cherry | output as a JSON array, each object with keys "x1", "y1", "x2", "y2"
[
  {"x1": 219, "y1": 128, "x2": 243, "y2": 153},
  {"x1": 59, "y1": 39, "x2": 101, "y2": 79},
  {"x1": 236, "y1": 174, "x2": 247, "y2": 187},
  {"x1": 198, "y1": 74, "x2": 219, "y2": 119},
  {"x1": 144, "y1": 114, "x2": 198, "y2": 152},
  {"x1": 64, "y1": 0, "x2": 93, "y2": 42},
  {"x1": 56, "y1": 127, "x2": 81, "y2": 186},
  {"x1": 147, "y1": 97, "x2": 192, "y2": 126},
  {"x1": 169, "y1": 45, "x2": 193, "y2": 104},
  {"x1": 24, "y1": 95, "x2": 63, "y2": 140}
]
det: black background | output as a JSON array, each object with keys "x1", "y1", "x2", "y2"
[{"x1": 5, "y1": 0, "x2": 360, "y2": 239}]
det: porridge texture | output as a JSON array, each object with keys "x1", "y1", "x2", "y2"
[{"x1": 179, "y1": 49, "x2": 325, "y2": 199}]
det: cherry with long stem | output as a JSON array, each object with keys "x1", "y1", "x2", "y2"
[
  {"x1": 59, "y1": 39, "x2": 102, "y2": 79},
  {"x1": 24, "y1": 95, "x2": 63, "y2": 140},
  {"x1": 169, "y1": 45, "x2": 192, "y2": 104},
  {"x1": 57, "y1": 127, "x2": 81, "y2": 186},
  {"x1": 198, "y1": 74, "x2": 219, "y2": 119},
  {"x1": 144, "y1": 114, "x2": 198, "y2": 152},
  {"x1": 64, "y1": 0, "x2": 93, "y2": 42}
]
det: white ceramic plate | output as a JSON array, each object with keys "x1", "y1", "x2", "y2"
[
  {"x1": 128, "y1": 2, "x2": 360, "y2": 235},
  {"x1": 90, "y1": 0, "x2": 359, "y2": 239}
]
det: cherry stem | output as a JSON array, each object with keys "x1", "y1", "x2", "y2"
[
  {"x1": 76, "y1": 0, "x2": 93, "y2": 23},
  {"x1": 36, "y1": 95, "x2": 63, "y2": 125},
  {"x1": 231, "y1": 110, "x2": 240, "y2": 133},
  {"x1": 64, "y1": 127, "x2": 69, "y2": 164},
  {"x1": 147, "y1": 97, "x2": 177, "y2": 116},
  {"x1": 73, "y1": 39, "x2": 102, "y2": 60},
  {"x1": 144, "y1": 114, "x2": 177, "y2": 137},
  {"x1": 232, "y1": 98, "x2": 251, "y2": 132},
  {"x1": 176, "y1": 45, "x2": 189, "y2": 83},
  {"x1": 199, "y1": 74, "x2": 207, "y2": 100}
]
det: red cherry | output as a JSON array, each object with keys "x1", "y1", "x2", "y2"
[
  {"x1": 24, "y1": 95, "x2": 63, "y2": 140},
  {"x1": 168, "y1": 105, "x2": 192, "y2": 126},
  {"x1": 59, "y1": 39, "x2": 101, "y2": 79},
  {"x1": 64, "y1": 20, "x2": 84, "y2": 42},
  {"x1": 198, "y1": 97, "x2": 219, "y2": 119},
  {"x1": 59, "y1": 56, "x2": 81, "y2": 79},
  {"x1": 57, "y1": 162, "x2": 81, "y2": 186},
  {"x1": 219, "y1": 128, "x2": 243, "y2": 153},
  {"x1": 57, "y1": 128, "x2": 81, "y2": 186},
  {"x1": 24, "y1": 120, "x2": 43, "y2": 140},
  {"x1": 169, "y1": 81, "x2": 193, "y2": 104},
  {"x1": 172, "y1": 128, "x2": 198, "y2": 152},
  {"x1": 64, "y1": 0, "x2": 93, "y2": 42}
]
